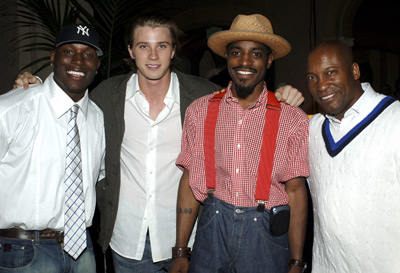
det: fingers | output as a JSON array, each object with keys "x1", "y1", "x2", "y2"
[
  {"x1": 13, "y1": 74, "x2": 25, "y2": 90},
  {"x1": 212, "y1": 87, "x2": 227, "y2": 96},
  {"x1": 274, "y1": 90, "x2": 282, "y2": 101},
  {"x1": 292, "y1": 92, "x2": 305, "y2": 107},
  {"x1": 13, "y1": 72, "x2": 39, "y2": 90},
  {"x1": 12, "y1": 82, "x2": 21, "y2": 90},
  {"x1": 275, "y1": 85, "x2": 304, "y2": 107},
  {"x1": 285, "y1": 87, "x2": 305, "y2": 107}
]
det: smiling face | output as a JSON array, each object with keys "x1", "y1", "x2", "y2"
[
  {"x1": 51, "y1": 43, "x2": 100, "y2": 102},
  {"x1": 128, "y1": 26, "x2": 176, "y2": 83},
  {"x1": 306, "y1": 42, "x2": 363, "y2": 120},
  {"x1": 226, "y1": 41, "x2": 273, "y2": 99}
]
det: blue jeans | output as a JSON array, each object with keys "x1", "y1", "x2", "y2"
[
  {"x1": 189, "y1": 197, "x2": 290, "y2": 273},
  {"x1": 112, "y1": 232, "x2": 171, "y2": 273},
  {"x1": 0, "y1": 230, "x2": 95, "y2": 273}
]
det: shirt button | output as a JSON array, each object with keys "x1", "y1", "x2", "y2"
[
  {"x1": 236, "y1": 168, "x2": 239, "y2": 174},
  {"x1": 237, "y1": 144, "x2": 240, "y2": 149},
  {"x1": 236, "y1": 192, "x2": 239, "y2": 197},
  {"x1": 238, "y1": 120, "x2": 243, "y2": 124}
]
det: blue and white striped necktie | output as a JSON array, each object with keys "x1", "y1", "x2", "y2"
[{"x1": 63, "y1": 104, "x2": 87, "y2": 259}]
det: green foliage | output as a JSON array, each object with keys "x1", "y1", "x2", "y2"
[
  {"x1": 1, "y1": 0, "x2": 160, "y2": 81},
  {"x1": 70, "y1": 0, "x2": 143, "y2": 79},
  {"x1": 1, "y1": 0, "x2": 80, "y2": 74}
]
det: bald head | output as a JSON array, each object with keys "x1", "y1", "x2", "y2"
[
  {"x1": 306, "y1": 40, "x2": 364, "y2": 120},
  {"x1": 311, "y1": 41, "x2": 354, "y2": 67}
]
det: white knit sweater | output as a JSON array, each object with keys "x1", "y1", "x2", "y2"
[{"x1": 308, "y1": 84, "x2": 400, "y2": 273}]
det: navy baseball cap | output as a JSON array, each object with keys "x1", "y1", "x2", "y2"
[{"x1": 54, "y1": 24, "x2": 103, "y2": 56}]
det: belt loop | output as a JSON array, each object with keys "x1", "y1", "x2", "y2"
[{"x1": 34, "y1": 231, "x2": 40, "y2": 245}]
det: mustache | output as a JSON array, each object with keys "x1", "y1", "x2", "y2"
[{"x1": 232, "y1": 66, "x2": 258, "y2": 73}]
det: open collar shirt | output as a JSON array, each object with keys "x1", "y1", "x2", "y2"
[
  {"x1": 176, "y1": 82, "x2": 309, "y2": 209},
  {"x1": 326, "y1": 83, "x2": 378, "y2": 139},
  {"x1": 308, "y1": 83, "x2": 400, "y2": 273},
  {"x1": 0, "y1": 73, "x2": 105, "y2": 231},
  {"x1": 110, "y1": 72, "x2": 188, "y2": 262}
]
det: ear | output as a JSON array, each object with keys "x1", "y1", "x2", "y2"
[
  {"x1": 50, "y1": 50, "x2": 55, "y2": 65},
  {"x1": 266, "y1": 54, "x2": 274, "y2": 69},
  {"x1": 97, "y1": 59, "x2": 101, "y2": 70},
  {"x1": 352, "y1": 62, "x2": 361, "y2": 80},
  {"x1": 128, "y1": 45, "x2": 135, "y2": 59},
  {"x1": 171, "y1": 45, "x2": 176, "y2": 59}
]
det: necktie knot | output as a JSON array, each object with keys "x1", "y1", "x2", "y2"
[{"x1": 71, "y1": 104, "x2": 79, "y2": 119}]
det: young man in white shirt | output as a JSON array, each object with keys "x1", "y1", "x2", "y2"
[{"x1": 0, "y1": 24, "x2": 105, "y2": 272}]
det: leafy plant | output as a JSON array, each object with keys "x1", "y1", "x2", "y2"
[
  {"x1": 71, "y1": 0, "x2": 139, "y2": 80},
  {"x1": 1, "y1": 0, "x2": 80, "y2": 74},
  {"x1": 1, "y1": 0, "x2": 161, "y2": 81}
]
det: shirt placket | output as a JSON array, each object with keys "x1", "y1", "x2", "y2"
[
  {"x1": 232, "y1": 105, "x2": 246, "y2": 205},
  {"x1": 146, "y1": 121, "x2": 157, "y2": 232}
]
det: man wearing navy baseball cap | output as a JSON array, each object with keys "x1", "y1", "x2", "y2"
[
  {"x1": 55, "y1": 24, "x2": 103, "y2": 56},
  {"x1": 0, "y1": 23, "x2": 105, "y2": 272}
]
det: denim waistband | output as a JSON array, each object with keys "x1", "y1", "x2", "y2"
[{"x1": 204, "y1": 196, "x2": 271, "y2": 218}]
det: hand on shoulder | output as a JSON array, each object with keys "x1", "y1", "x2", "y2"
[
  {"x1": 274, "y1": 85, "x2": 304, "y2": 107},
  {"x1": 13, "y1": 72, "x2": 41, "y2": 90}
]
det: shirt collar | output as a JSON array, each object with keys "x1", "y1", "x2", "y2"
[
  {"x1": 46, "y1": 72, "x2": 89, "y2": 120},
  {"x1": 125, "y1": 73, "x2": 140, "y2": 100},
  {"x1": 125, "y1": 72, "x2": 180, "y2": 106},
  {"x1": 326, "y1": 82, "x2": 377, "y2": 123},
  {"x1": 165, "y1": 72, "x2": 180, "y2": 106}
]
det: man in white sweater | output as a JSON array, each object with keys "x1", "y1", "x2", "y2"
[{"x1": 306, "y1": 40, "x2": 400, "y2": 272}]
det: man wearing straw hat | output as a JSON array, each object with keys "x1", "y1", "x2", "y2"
[{"x1": 171, "y1": 14, "x2": 309, "y2": 273}]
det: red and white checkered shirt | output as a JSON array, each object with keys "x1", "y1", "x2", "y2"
[{"x1": 176, "y1": 82, "x2": 309, "y2": 208}]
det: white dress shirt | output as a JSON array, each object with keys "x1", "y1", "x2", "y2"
[
  {"x1": 0, "y1": 73, "x2": 105, "y2": 231},
  {"x1": 110, "y1": 72, "x2": 195, "y2": 262}
]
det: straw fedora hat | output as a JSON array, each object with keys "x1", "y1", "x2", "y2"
[{"x1": 208, "y1": 14, "x2": 291, "y2": 60}]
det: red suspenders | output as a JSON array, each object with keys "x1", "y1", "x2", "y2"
[
  {"x1": 204, "y1": 90, "x2": 281, "y2": 210},
  {"x1": 204, "y1": 91, "x2": 226, "y2": 194}
]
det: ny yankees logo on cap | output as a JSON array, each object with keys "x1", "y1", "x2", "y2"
[
  {"x1": 54, "y1": 24, "x2": 103, "y2": 56},
  {"x1": 76, "y1": 25, "x2": 90, "y2": 37}
]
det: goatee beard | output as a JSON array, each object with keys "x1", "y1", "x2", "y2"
[{"x1": 235, "y1": 85, "x2": 255, "y2": 99}]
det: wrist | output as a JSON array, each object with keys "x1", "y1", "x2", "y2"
[
  {"x1": 288, "y1": 258, "x2": 307, "y2": 272},
  {"x1": 33, "y1": 75, "x2": 43, "y2": 83},
  {"x1": 172, "y1": 246, "x2": 191, "y2": 259}
]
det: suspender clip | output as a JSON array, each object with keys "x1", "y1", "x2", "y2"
[
  {"x1": 256, "y1": 201, "x2": 266, "y2": 212},
  {"x1": 207, "y1": 189, "x2": 215, "y2": 199}
]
